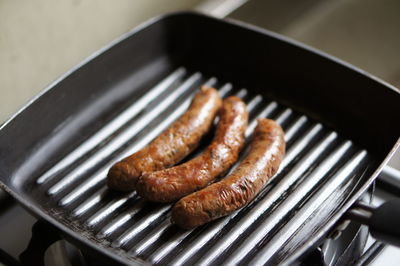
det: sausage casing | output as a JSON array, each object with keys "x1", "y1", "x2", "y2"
[
  {"x1": 107, "y1": 86, "x2": 222, "y2": 191},
  {"x1": 171, "y1": 118, "x2": 285, "y2": 229},
  {"x1": 136, "y1": 96, "x2": 248, "y2": 202}
]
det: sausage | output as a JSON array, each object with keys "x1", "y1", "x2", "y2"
[
  {"x1": 107, "y1": 86, "x2": 222, "y2": 191},
  {"x1": 136, "y1": 96, "x2": 248, "y2": 202},
  {"x1": 171, "y1": 118, "x2": 285, "y2": 229}
]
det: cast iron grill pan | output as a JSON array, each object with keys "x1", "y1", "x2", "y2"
[
  {"x1": 19, "y1": 70, "x2": 377, "y2": 265},
  {"x1": 0, "y1": 12, "x2": 399, "y2": 266}
]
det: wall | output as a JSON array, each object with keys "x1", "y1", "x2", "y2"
[{"x1": 0, "y1": 0, "x2": 203, "y2": 123}]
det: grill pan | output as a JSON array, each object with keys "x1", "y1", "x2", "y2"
[{"x1": 1, "y1": 12, "x2": 399, "y2": 265}]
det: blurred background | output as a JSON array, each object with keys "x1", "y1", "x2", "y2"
[
  {"x1": 1, "y1": 0, "x2": 399, "y2": 166},
  {"x1": 1, "y1": 0, "x2": 400, "y2": 124},
  {"x1": 0, "y1": 0, "x2": 399, "y2": 265}
]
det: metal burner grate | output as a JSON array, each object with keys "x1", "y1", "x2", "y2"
[{"x1": 35, "y1": 67, "x2": 372, "y2": 265}]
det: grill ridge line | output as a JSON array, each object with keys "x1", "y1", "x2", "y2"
[
  {"x1": 82, "y1": 82, "x2": 233, "y2": 238},
  {"x1": 83, "y1": 83, "x2": 244, "y2": 227},
  {"x1": 148, "y1": 111, "x2": 293, "y2": 265},
  {"x1": 95, "y1": 94, "x2": 275, "y2": 242},
  {"x1": 131, "y1": 109, "x2": 301, "y2": 263},
  {"x1": 110, "y1": 90, "x2": 272, "y2": 249},
  {"x1": 76, "y1": 84, "x2": 234, "y2": 238},
  {"x1": 223, "y1": 140, "x2": 353, "y2": 265},
  {"x1": 131, "y1": 97, "x2": 281, "y2": 262},
  {"x1": 37, "y1": 67, "x2": 186, "y2": 184},
  {"x1": 169, "y1": 118, "x2": 319, "y2": 266},
  {"x1": 72, "y1": 83, "x2": 234, "y2": 218},
  {"x1": 112, "y1": 205, "x2": 172, "y2": 248},
  {"x1": 97, "y1": 198, "x2": 147, "y2": 239},
  {"x1": 168, "y1": 118, "x2": 308, "y2": 266},
  {"x1": 59, "y1": 88, "x2": 200, "y2": 206},
  {"x1": 250, "y1": 150, "x2": 368, "y2": 266},
  {"x1": 183, "y1": 125, "x2": 333, "y2": 266},
  {"x1": 86, "y1": 192, "x2": 137, "y2": 228},
  {"x1": 48, "y1": 72, "x2": 203, "y2": 196},
  {"x1": 68, "y1": 82, "x2": 233, "y2": 220},
  {"x1": 73, "y1": 186, "x2": 112, "y2": 217},
  {"x1": 57, "y1": 75, "x2": 216, "y2": 206}
]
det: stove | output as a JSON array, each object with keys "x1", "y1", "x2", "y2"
[{"x1": 1, "y1": 178, "x2": 399, "y2": 266}]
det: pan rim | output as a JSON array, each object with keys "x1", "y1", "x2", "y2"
[{"x1": 0, "y1": 11, "x2": 399, "y2": 265}]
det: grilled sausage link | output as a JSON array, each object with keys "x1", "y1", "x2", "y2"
[
  {"x1": 107, "y1": 86, "x2": 222, "y2": 191},
  {"x1": 171, "y1": 118, "x2": 285, "y2": 229},
  {"x1": 136, "y1": 96, "x2": 248, "y2": 202}
]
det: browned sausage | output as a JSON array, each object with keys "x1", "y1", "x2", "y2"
[
  {"x1": 107, "y1": 86, "x2": 222, "y2": 191},
  {"x1": 136, "y1": 96, "x2": 248, "y2": 202},
  {"x1": 171, "y1": 118, "x2": 285, "y2": 229}
]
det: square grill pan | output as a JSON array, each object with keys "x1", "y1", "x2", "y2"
[{"x1": 0, "y1": 12, "x2": 399, "y2": 265}]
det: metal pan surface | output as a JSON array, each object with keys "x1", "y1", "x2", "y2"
[{"x1": 0, "y1": 12, "x2": 399, "y2": 265}]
